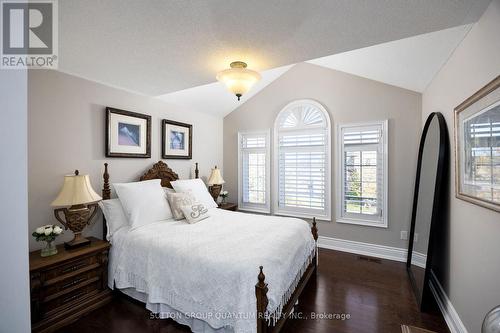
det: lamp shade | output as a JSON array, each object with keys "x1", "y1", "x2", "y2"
[
  {"x1": 207, "y1": 166, "x2": 225, "y2": 185},
  {"x1": 51, "y1": 173, "x2": 102, "y2": 206},
  {"x1": 216, "y1": 61, "x2": 261, "y2": 100}
]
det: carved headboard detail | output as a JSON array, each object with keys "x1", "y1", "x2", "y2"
[{"x1": 139, "y1": 161, "x2": 180, "y2": 188}]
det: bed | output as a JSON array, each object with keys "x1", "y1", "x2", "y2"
[{"x1": 101, "y1": 161, "x2": 318, "y2": 333}]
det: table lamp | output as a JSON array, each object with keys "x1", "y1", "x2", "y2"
[
  {"x1": 51, "y1": 170, "x2": 102, "y2": 249},
  {"x1": 207, "y1": 166, "x2": 225, "y2": 203}
]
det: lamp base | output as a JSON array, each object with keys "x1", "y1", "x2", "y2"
[
  {"x1": 64, "y1": 233, "x2": 91, "y2": 250},
  {"x1": 54, "y1": 203, "x2": 99, "y2": 250},
  {"x1": 209, "y1": 184, "x2": 222, "y2": 203}
]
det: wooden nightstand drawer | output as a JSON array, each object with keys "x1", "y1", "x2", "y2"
[
  {"x1": 41, "y1": 254, "x2": 98, "y2": 282},
  {"x1": 43, "y1": 280, "x2": 102, "y2": 316},
  {"x1": 43, "y1": 267, "x2": 101, "y2": 297}
]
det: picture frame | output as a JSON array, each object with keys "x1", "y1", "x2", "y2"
[
  {"x1": 162, "y1": 119, "x2": 192, "y2": 159},
  {"x1": 105, "y1": 107, "x2": 151, "y2": 158},
  {"x1": 454, "y1": 75, "x2": 500, "y2": 212}
]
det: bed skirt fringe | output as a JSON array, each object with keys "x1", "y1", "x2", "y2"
[{"x1": 266, "y1": 245, "x2": 316, "y2": 326}]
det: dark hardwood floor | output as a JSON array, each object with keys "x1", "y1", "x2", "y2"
[{"x1": 57, "y1": 249, "x2": 449, "y2": 333}]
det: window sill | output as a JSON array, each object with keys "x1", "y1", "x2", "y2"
[
  {"x1": 336, "y1": 217, "x2": 387, "y2": 228},
  {"x1": 238, "y1": 206, "x2": 271, "y2": 214},
  {"x1": 274, "y1": 210, "x2": 331, "y2": 222}
]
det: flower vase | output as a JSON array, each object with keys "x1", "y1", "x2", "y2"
[
  {"x1": 41, "y1": 241, "x2": 58, "y2": 257},
  {"x1": 222, "y1": 197, "x2": 227, "y2": 204}
]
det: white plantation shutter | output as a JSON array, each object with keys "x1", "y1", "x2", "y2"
[
  {"x1": 338, "y1": 121, "x2": 388, "y2": 227},
  {"x1": 238, "y1": 131, "x2": 270, "y2": 213},
  {"x1": 274, "y1": 100, "x2": 331, "y2": 219}
]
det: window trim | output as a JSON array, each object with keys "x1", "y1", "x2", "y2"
[
  {"x1": 238, "y1": 130, "x2": 271, "y2": 213},
  {"x1": 273, "y1": 99, "x2": 332, "y2": 221},
  {"x1": 336, "y1": 120, "x2": 388, "y2": 228}
]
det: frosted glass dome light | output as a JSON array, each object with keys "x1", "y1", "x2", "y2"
[
  {"x1": 216, "y1": 61, "x2": 261, "y2": 101},
  {"x1": 483, "y1": 305, "x2": 500, "y2": 333}
]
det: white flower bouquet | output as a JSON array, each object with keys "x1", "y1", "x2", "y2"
[
  {"x1": 219, "y1": 190, "x2": 229, "y2": 203},
  {"x1": 33, "y1": 225, "x2": 63, "y2": 257},
  {"x1": 32, "y1": 224, "x2": 63, "y2": 243}
]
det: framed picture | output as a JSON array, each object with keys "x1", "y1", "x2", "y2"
[
  {"x1": 162, "y1": 119, "x2": 192, "y2": 159},
  {"x1": 106, "y1": 107, "x2": 151, "y2": 158},
  {"x1": 454, "y1": 75, "x2": 500, "y2": 212}
]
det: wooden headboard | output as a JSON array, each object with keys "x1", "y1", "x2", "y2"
[
  {"x1": 139, "y1": 161, "x2": 180, "y2": 188},
  {"x1": 101, "y1": 161, "x2": 199, "y2": 237}
]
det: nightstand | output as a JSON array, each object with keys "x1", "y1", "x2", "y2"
[
  {"x1": 218, "y1": 202, "x2": 238, "y2": 211},
  {"x1": 29, "y1": 237, "x2": 112, "y2": 332}
]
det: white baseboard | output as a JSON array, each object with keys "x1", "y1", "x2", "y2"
[
  {"x1": 318, "y1": 236, "x2": 467, "y2": 333},
  {"x1": 429, "y1": 271, "x2": 468, "y2": 333},
  {"x1": 318, "y1": 236, "x2": 428, "y2": 267},
  {"x1": 411, "y1": 251, "x2": 427, "y2": 269},
  {"x1": 317, "y1": 236, "x2": 407, "y2": 262}
]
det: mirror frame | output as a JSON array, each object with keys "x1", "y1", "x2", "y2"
[{"x1": 407, "y1": 112, "x2": 448, "y2": 311}]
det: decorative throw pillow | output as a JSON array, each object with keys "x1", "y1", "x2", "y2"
[
  {"x1": 180, "y1": 203, "x2": 210, "y2": 224},
  {"x1": 167, "y1": 191, "x2": 196, "y2": 220},
  {"x1": 170, "y1": 179, "x2": 218, "y2": 209},
  {"x1": 114, "y1": 179, "x2": 173, "y2": 229}
]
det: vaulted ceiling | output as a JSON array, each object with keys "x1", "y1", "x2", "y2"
[
  {"x1": 157, "y1": 24, "x2": 473, "y2": 116},
  {"x1": 307, "y1": 24, "x2": 472, "y2": 93},
  {"x1": 59, "y1": 0, "x2": 490, "y2": 96}
]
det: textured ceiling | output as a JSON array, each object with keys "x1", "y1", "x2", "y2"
[
  {"x1": 154, "y1": 25, "x2": 473, "y2": 116},
  {"x1": 58, "y1": 0, "x2": 491, "y2": 96},
  {"x1": 308, "y1": 24, "x2": 473, "y2": 92}
]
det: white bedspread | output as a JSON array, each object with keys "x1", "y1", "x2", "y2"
[{"x1": 109, "y1": 208, "x2": 316, "y2": 333}]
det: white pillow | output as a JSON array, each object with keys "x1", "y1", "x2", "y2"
[
  {"x1": 114, "y1": 179, "x2": 173, "y2": 229},
  {"x1": 180, "y1": 203, "x2": 210, "y2": 224},
  {"x1": 171, "y1": 179, "x2": 218, "y2": 209},
  {"x1": 98, "y1": 199, "x2": 128, "y2": 241}
]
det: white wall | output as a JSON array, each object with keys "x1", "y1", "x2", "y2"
[
  {"x1": 422, "y1": 0, "x2": 500, "y2": 331},
  {"x1": 224, "y1": 63, "x2": 422, "y2": 249},
  {"x1": 0, "y1": 70, "x2": 31, "y2": 332},
  {"x1": 28, "y1": 70, "x2": 223, "y2": 250}
]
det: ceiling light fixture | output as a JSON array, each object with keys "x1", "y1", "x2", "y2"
[{"x1": 216, "y1": 61, "x2": 261, "y2": 101}]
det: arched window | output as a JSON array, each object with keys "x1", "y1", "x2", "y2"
[{"x1": 274, "y1": 100, "x2": 331, "y2": 219}]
